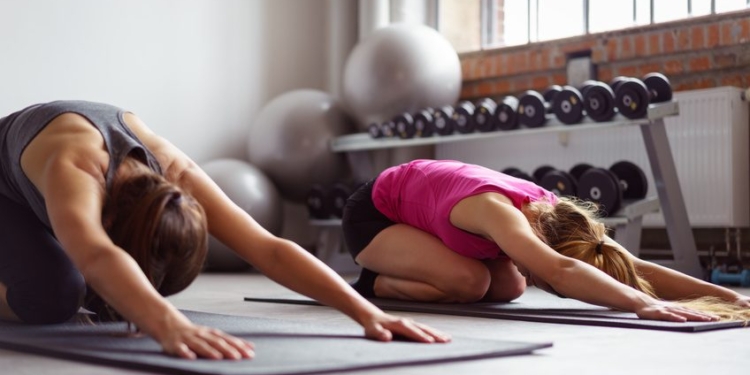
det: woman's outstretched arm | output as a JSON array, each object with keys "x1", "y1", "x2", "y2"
[
  {"x1": 124, "y1": 114, "x2": 449, "y2": 344},
  {"x1": 451, "y1": 192, "x2": 719, "y2": 322},
  {"x1": 606, "y1": 237, "x2": 749, "y2": 307}
]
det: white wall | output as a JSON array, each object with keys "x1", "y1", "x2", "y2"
[{"x1": 0, "y1": 0, "x2": 330, "y2": 163}]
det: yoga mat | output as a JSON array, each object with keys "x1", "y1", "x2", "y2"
[
  {"x1": 0, "y1": 310, "x2": 551, "y2": 375},
  {"x1": 244, "y1": 291, "x2": 747, "y2": 332}
]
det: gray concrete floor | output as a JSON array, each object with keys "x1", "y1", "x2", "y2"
[{"x1": 1, "y1": 273, "x2": 748, "y2": 375}]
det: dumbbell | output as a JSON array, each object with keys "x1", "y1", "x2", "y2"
[
  {"x1": 412, "y1": 108, "x2": 436, "y2": 138},
  {"x1": 613, "y1": 72, "x2": 673, "y2": 119},
  {"x1": 532, "y1": 165, "x2": 556, "y2": 183},
  {"x1": 518, "y1": 85, "x2": 562, "y2": 128},
  {"x1": 577, "y1": 161, "x2": 649, "y2": 216},
  {"x1": 539, "y1": 167, "x2": 578, "y2": 197},
  {"x1": 306, "y1": 185, "x2": 330, "y2": 219},
  {"x1": 393, "y1": 112, "x2": 416, "y2": 139},
  {"x1": 328, "y1": 182, "x2": 355, "y2": 218},
  {"x1": 501, "y1": 167, "x2": 536, "y2": 183},
  {"x1": 474, "y1": 98, "x2": 498, "y2": 132},
  {"x1": 453, "y1": 101, "x2": 477, "y2": 134},
  {"x1": 495, "y1": 96, "x2": 520, "y2": 131},
  {"x1": 432, "y1": 105, "x2": 456, "y2": 136},
  {"x1": 551, "y1": 86, "x2": 585, "y2": 125},
  {"x1": 711, "y1": 268, "x2": 750, "y2": 287},
  {"x1": 580, "y1": 80, "x2": 616, "y2": 122}
]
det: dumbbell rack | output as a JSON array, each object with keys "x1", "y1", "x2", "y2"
[{"x1": 314, "y1": 101, "x2": 703, "y2": 278}]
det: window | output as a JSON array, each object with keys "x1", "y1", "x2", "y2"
[{"x1": 439, "y1": 0, "x2": 750, "y2": 52}]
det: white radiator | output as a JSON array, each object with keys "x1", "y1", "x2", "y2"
[{"x1": 436, "y1": 87, "x2": 750, "y2": 228}]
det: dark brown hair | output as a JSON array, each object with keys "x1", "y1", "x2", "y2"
[{"x1": 86, "y1": 158, "x2": 208, "y2": 321}]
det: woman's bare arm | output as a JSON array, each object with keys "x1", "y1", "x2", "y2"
[
  {"x1": 605, "y1": 236, "x2": 745, "y2": 302},
  {"x1": 451, "y1": 193, "x2": 717, "y2": 321},
  {"x1": 123, "y1": 114, "x2": 448, "y2": 343}
]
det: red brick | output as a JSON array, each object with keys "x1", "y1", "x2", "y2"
[
  {"x1": 676, "y1": 28, "x2": 690, "y2": 51},
  {"x1": 688, "y1": 56, "x2": 711, "y2": 72},
  {"x1": 510, "y1": 77, "x2": 530, "y2": 93},
  {"x1": 695, "y1": 78, "x2": 715, "y2": 89},
  {"x1": 663, "y1": 31, "x2": 676, "y2": 53},
  {"x1": 592, "y1": 46, "x2": 605, "y2": 63},
  {"x1": 634, "y1": 35, "x2": 647, "y2": 57},
  {"x1": 638, "y1": 62, "x2": 662, "y2": 76},
  {"x1": 606, "y1": 39, "x2": 618, "y2": 61},
  {"x1": 741, "y1": 18, "x2": 750, "y2": 42},
  {"x1": 516, "y1": 52, "x2": 530, "y2": 74},
  {"x1": 690, "y1": 26, "x2": 705, "y2": 50},
  {"x1": 663, "y1": 60, "x2": 684, "y2": 75},
  {"x1": 531, "y1": 76, "x2": 550, "y2": 90},
  {"x1": 461, "y1": 58, "x2": 475, "y2": 80},
  {"x1": 648, "y1": 33, "x2": 661, "y2": 55},
  {"x1": 617, "y1": 65, "x2": 638, "y2": 77},
  {"x1": 713, "y1": 53, "x2": 737, "y2": 68},
  {"x1": 561, "y1": 40, "x2": 596, "y2": 54},
  {"x1": 620, "y1": 36, "x2": 634, "y2": 59},
  {"x1": 540, "y1": 49, "x2": 551, "y2": 70},
  {"x1": 597, "y1": 66, "x2": 614, "y2": 83},
  {"x1": 495, "y1": 54, "x2": 508, "y2": 76},
  {"x1": 707, "y1": 24, "x2": 720, "y2": 48},
  {"x1": 551, "y1": 73, "x2": 567, "y2": 85},
  {"x1": 721, "y1": 21, "x2": 734, "y2": 46},
  {"x1": 528, "y1": 50, "x2": 540, "y2": 71},
  {"x1": 720, "y1": 74, "x2": 744, "y2": 87},
  {"x1": 478, "y1": 58, "x2": 494, "y2": 78},
  {"x1": 460, "y1": 84, "x2": 476, "y2": 98},
  {"x1": 495, "y1": 80, "x2": 511, "y2": 94}
]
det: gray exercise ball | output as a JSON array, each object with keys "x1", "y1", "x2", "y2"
[
  {"x1": 342, "y1": 23, "x2": 462, "y2": 130},
  {"x1": 201, "y1": 159, "x2": 283, "y2": 272},
  {"x1": 247, "y1": 89, "x2": 354, "y2": 202}
]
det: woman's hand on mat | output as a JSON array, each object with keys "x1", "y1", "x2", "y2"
[
  {"x1": 361, "y1": 312, "x2": 451, "y2": 343},
  {"x1": 733, "y1": 295, "x2": 750, "y2": 308},
  {"x1": 159, "y1": 321, "x2": 255, "y2": 360},
  {"x1": 635, "y1": 300, "x2": 719, "y2": 322}
]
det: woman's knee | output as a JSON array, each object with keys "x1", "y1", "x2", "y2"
[
  {"x1": 6, "y1": 268, "x2": 85, "y2": 324},
  {"x1": 441, "y1": 265, "x2": 492, "y2": 303}
]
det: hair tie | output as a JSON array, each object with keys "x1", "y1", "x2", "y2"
[
  {"x1": 169, "y1": 192, "x2": 183, "y2": 206},
  {"x1": 595, "y1": 241, "x2": 604, "y2": 254}
]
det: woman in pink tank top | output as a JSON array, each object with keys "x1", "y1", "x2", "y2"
[{"x1": 342, "y1": 159, "x2": 749, "y2": 322}]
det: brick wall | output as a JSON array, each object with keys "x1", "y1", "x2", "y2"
[{"x1": 459, "y1": 10, "x2": 750, "y2": 100}]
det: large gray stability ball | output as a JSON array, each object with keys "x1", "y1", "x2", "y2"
[
  {"x1": 342, "y1": 23, "x2": 462, "y2": 130},
  {"x1": 247, "y1": 89, "x2": 354, "y2": 202},
  {"x1": 201, "y1": 159, "x2": 283, "y2": 272}
]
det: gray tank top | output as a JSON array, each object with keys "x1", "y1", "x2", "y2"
[{"x1": 0, "y1": 100, "x2": 163, "y2": 228}]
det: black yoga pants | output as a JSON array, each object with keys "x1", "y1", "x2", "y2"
[{"x1": 0, "y1": 193, "x2": 85, "y2": 324}]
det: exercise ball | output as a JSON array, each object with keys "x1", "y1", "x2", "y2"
[
  {"x1": 342, "y1": 23, "x2": 462, "y2": 130},
  {"x1": 201, "y1": 159, "x2": 283, "y2": 272},
  {"x1": 247, "y1": 89, "x2": 354, "y2": 202}
]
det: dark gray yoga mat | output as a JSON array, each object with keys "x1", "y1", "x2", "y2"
[
  {"x1": 0, "y1": 310, "x2": 551, "y2": 375},
  {"x1": 244, "y1": 290, "x2": 747, "y2": 332}
]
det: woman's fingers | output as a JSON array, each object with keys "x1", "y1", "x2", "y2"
[
  {"x1": 367, "y1": 315, "x2": 450, "y2": 344},
  {"x1": 413, "y1": 321, "x2": 452, "y2": 343}
]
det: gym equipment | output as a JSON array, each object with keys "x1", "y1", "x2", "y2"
[
  {"x1": 502, "y1": 167, "x2": 536, "y2": 183},
  {"x1": 609, "y1": 160, "x2": 649, "y2": 199},
  {"x1": 539, "y1": 169, "x2": 578, "y2": 197},
  {"x1": 453, "y1": 101, "x2": 477, "y2": 134},
  {"x1": 202, "y1": 159, "x2": 283, "y2": 271},
  {"x1": 367, "y1": 122, "x2": 382, "y2": 138},
  {"x1": 614, "y1": 72, "x2": 673, "y2": 119},
  {"x1": 412, "y1": 108, "x2": 436, "y2": 137},
  {"x1": 306, "y1": 184, "x2": 329, "y2": 219},
  {"x1": 518, "y1": 86, "x2": 560, "y2": 128},
  {"x1": 532, "y1": 165, "x2": 556, "y2": 182},
  {"x1": 578, "y1": 167, "x2": 623, "y2": 216},
  {"x1": 328, "y1": 183, "x2": 354, "y2": 218},
  {"x1": 0, "y1": 310, "x2": 552, "y2": 375},
  {"x1": 569, "y1": 163, "x2": 594, "y2": 181},
  {"x1": 245, "y1": 289, "x2": 744, "y2": 332},
  {"x1": 380, "y1": 120, "x2": 396, "y2": 138},
  {"x1": 551, "y1": 86, "x2": 585, "y2": 125},
  {"x1": 580, "y1": 81, "x2": 616, "y2": 122},
  {"x1": 247, "y1": 89, "x2": 353, "y2": 202},
  {"x1": 342, "y1": 23, "x2": 461, "y2": 130},
  {"x1": 711, "y1": 268, "x2": 750, "y2": 287},
  {"x1": 433, "y1": 105, "x2": 456, "y2": 135},
  {"x1": 474, "y1": 98, "x2": 498, "y2": 132},
  {"x1": 495, "y1": 96, "x2": 520, "y2": 130},
  {"x1": 393, "y1": 112, "x2": 416, "y2": 139}
]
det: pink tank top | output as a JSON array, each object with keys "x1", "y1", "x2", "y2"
[{"x1": 372, "y1": 159, "x2": 558, "y2": 260}]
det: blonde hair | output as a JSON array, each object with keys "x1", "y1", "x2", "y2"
[{"x1": 524, "y1": 197, "x2": 750, "y2": 322}]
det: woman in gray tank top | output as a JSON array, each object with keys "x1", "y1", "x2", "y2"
[{"x1": 0, "y1": 101, "x2": 448, "y2": 360}]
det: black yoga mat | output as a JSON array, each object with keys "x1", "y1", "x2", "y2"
[
  {"x1": 244, "y1": 290, "x2": 747, "y2": 332},
  {"x1": 0, "y1": 310, "x2": 551, "y2": 375}
]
